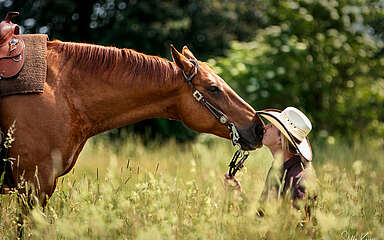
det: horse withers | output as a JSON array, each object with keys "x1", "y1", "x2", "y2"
[{"x1": 0, "y1": 40, "x2": 264, "y2": 204}]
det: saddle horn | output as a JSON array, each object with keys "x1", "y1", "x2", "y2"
[{"x1": 4, "y1": 12, "x2": 20, "y2": 23}]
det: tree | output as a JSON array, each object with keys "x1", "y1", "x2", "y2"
[{"x1": 213, "y1": 0, "x2": 384, "y2": 141}]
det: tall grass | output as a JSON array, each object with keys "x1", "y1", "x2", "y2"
[{"x1": 0, "y1": 134, "x2": 383, "y2": 239}]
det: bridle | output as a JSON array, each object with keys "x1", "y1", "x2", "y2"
[
  {"x1": 181, "y1": 59, "x2": 241, "y2": 147},
  {"x1": 181, "y1": 59, "x2": 249, "y2": 177}
]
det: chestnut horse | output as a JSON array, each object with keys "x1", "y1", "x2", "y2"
[{"x1": 0, "y1": 41, "x2": 264, "y2": 203}]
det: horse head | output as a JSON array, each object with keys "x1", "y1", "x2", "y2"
[{"x1": 171, "y1": 45, "x2": 264, "y2": 151}]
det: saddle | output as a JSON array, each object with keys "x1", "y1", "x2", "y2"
[{"x1": 0, "y1": 12, "x2": 25, "y2": 80}]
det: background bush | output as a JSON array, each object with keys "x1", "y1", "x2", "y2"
[{"x1": 211, "y1": 0, "x2": 384, "y2": 142}]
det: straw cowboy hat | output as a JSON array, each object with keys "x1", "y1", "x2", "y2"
[{"x1": 257, "y1": 107, "x2": 313, "y2": 161}]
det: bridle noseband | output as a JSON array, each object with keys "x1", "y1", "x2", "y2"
[
  {"x1": 181, "y1": 59, "x2": 240, "y2": 147},
  {"x1": 181, "y1": 59, "x2": 250, "y2": 177}
]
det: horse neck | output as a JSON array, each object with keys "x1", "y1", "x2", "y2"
[{"x1": 53, "y1": 42, "x2": 184, "y2": 136}]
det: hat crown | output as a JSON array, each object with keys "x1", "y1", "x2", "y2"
[{"x1": 281, "y1": 107, "x2": 312, "y2": 141}]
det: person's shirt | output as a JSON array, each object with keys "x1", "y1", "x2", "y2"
[{"x1": 260, "y1": 154, "x2": 317, "y2": 204}]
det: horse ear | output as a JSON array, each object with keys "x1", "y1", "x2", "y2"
[
  {"x1": 182, "y1": 46, "x2": 197, "y2": 60},
  {"x1": 170, "y1": 44, "x2": 194, "y2": 72}
]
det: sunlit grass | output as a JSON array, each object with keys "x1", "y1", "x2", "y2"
[{"x1": 0, "y1": 134, "x2": 383, "y2": 239}]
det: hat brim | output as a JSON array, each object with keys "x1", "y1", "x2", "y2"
[{"x1": 257, "y1": 109, "x2": 312, "y2": 161}]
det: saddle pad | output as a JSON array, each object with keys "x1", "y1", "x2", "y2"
[{"x1": 0, "y1": 34, "x2": 47, "y2": 97}]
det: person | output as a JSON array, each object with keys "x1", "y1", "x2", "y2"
[{"x1": 225, "y1": 107, "x2": 317, "y2": 214}]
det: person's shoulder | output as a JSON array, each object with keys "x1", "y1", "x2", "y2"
[{"x1": 287, "y1": 155, "x2": 305, "y2": 174}]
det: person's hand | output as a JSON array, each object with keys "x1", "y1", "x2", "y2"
[{"x1": 224, "y1": 173, "x2": 242, "y2": 192}]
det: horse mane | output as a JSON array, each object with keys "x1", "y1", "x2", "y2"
[{"x1": 50, "y1": 41, "x2": 178, "y2": 87}]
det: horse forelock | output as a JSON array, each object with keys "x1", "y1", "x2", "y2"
[{"x1": 51, "y1": 41, "x2": 179, "y2": 87}]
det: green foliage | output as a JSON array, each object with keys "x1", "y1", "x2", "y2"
[
  {"x1": 0, "y1": 135, "x2": 383, "y2": 239},
  {"x1": 2, "y1": 0, "x2": 262, "y2": 58},
  {"x1": 212, "y1": 0, "x2": 384, "y2": 140}
]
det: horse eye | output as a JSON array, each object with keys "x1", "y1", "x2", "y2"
[{"x1": 207, "y1": 85, "x2": 220, "y2": 94}]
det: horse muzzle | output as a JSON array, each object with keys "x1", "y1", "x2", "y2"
[{"x1": 236, "y1": 116, "x2": 264, "y2": 151}]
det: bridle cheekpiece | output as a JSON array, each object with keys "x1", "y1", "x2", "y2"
[
  {"x1": 181, "y1": 59, "x2": 241, "y2": 147},
  {"x1": 181, "y1": 59, "x2": 249, "y2": 177}
]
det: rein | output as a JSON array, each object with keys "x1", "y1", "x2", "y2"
[
  {"x1": 228, "y1": 147, "x2": 249, "y2": 177},
  {"x1": 182, "y1": 59, "x2": 249, "y2": 177}
]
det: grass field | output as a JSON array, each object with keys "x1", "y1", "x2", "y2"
[{"x1": 0, "y1": 134, "x2": 383, "y2": 239}]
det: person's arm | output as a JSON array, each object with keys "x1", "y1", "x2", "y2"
[{"x1": 224, "y1": 174, "x2": 242, "y2": 191}]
